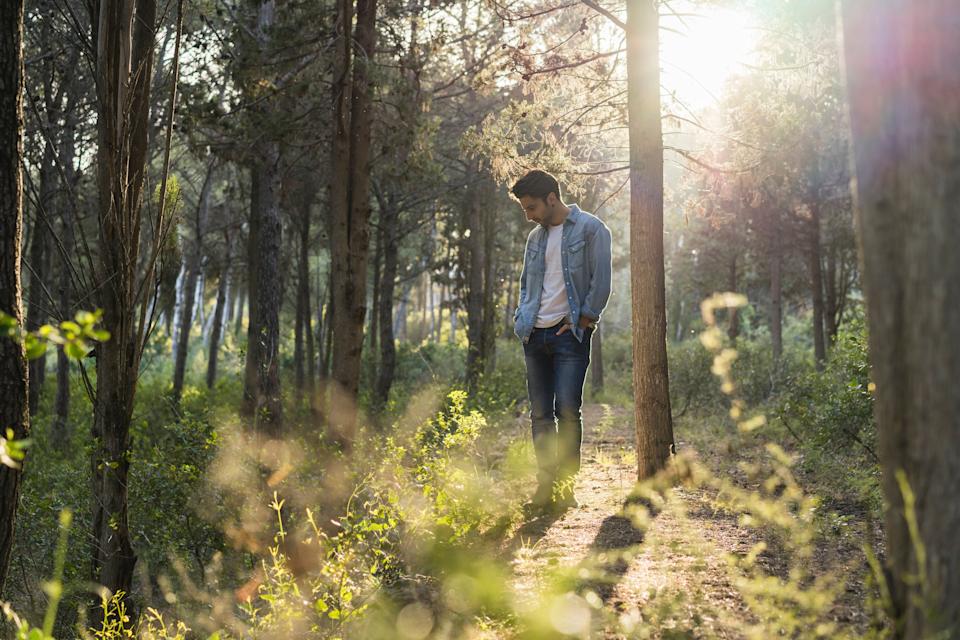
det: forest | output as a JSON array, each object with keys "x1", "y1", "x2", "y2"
[{"x1": 1, "y1": 0, "x2": 958, "y2": 638}]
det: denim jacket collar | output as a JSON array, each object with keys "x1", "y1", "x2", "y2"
[{"x1": 563, "y1": 203, "x2": 581, "y2": 225}]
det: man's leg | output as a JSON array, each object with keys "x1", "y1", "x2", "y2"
[
  {"x1": 523, "y1": 329, "x2": 558, "y2": 496},
  {"x1": 552, "y1": 328, "x2": 592, "y2": 489}
]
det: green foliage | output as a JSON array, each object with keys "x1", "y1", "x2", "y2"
[
  {"x1": 775, "y1": 318, "x2": 880, "y2": 514},
  {"x1": 0, "y1": 308, "x2": 110, "y2": 364}
]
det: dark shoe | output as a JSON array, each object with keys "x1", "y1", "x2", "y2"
[{"x1": 522, "y1": 482, "x2": 554, "y2": 515}]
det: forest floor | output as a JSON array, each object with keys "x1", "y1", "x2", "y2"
[{"x1": 499, "y1": 403, "x2": 875, "y2": 639}]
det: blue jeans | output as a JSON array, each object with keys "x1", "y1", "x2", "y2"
[{"x1": 523, "y1": 321, "x2": 593, "y2": 488}]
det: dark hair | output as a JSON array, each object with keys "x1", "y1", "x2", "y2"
[{"x1": 511, "y1": 169, "x2": 561, "y2": 202}]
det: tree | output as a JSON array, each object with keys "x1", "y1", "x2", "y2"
[
  {"x1": 89, "y1": 0, "x2": 183, "y2": 611},
  {"x1": 328, "y1": 0, "x2": 378, "y2": 444},
  {"x1": 0, "y1": 0, "x2": 27, "y2": 598},
  {"x1": 627, "y1": 0, "x2": 674, "y2": 479},
  {"x1": 841, "y1": 1, "x2": 960, "y2": 635}
]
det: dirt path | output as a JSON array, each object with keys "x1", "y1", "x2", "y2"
[{"x1": 504, "y1": 404, "x2": 759, "y2": 638}]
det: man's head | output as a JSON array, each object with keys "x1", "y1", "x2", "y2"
[{"x1": 511, "y1": 169, "x2": 566, "y2": 226}]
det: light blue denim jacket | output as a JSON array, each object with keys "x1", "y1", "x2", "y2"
[{"x1": 513, "y1": 204, "x2": 613, "y2": 344}]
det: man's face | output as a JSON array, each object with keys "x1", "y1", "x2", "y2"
[{"x1": 518, "y1": 194, "x2": 556, "y2": 226}]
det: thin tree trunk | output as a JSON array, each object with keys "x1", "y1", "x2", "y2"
[
  {"x1": 369, "y1": 221, "x2": 382, "y2": 368},
  {"x1": 769, "y1": 209, "x2": 783, "y2": 362},
  {"x1": 207, "y1": 233, "x2": 232, "y2": 389},
  {"x1": 0, "y1": 0, "x2": 28, "y2": 597},
  {"x1": 242, "y1": 168, "x2": 261, "y2": 416},
  {"x1": 26, "y1": 143, "x2": 55, "y2": 415},
  {"x1": 374, "y1": 201, "x2": 398, "y2": 414},
  {"x1": 627, "y1": 0, "x2": 674, "y2": 479},
  {"x1": 482, "y1": 179, "x2": 498, "y2": 375},
  {"x1": 172, "y1": 161, "x2": 215, "y2": 403},
  {"x1": 53, "y1": 72, "x2": 80, "y2": 446},
  {"x1": 726, "y1": 254, "x2": 740, "y2": 342},
  {"x1": 234, "y1": 282, "x2": 246, "y2": 337},
  {"x1": 824, "y1": 241, "x2": 839, "y2": 343},
  {"x1": 463, "y1": 171, "x2": 485, "y2": 392},
  {"x1": 322, "y1": 272, "x2": 334, "y2": 380},
  {"x1": 842, "y1": 3, "x2": 960, "y2": 635},
  {"x1": 809, "y1": 204, "x2": 826, "y2": 367}
]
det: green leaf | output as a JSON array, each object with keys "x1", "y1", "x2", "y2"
[
  {"x1": 64, "y1": 341, "x2": 89, "y2": 360},
  {"x1": 59, "y1": 320, "x2": 81, "y2": 335},
  {"x1": 24, "y1": 337, "x2": 48, "y2": 360}
]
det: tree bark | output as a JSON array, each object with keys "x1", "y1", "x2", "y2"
[
  {"x1": 726, "y1": 254, "x2": 740, "y2": 342},
  {"x1": 53, "y1": 66, "x2": 81, "y2": 446},
  {"x1": 374, "y1": 199, "x2": 398, "y2": 414},
  {"x1": 90, "y1": 0, "x2": 158, "y2": 605},
  {"x1": 463, "y1": 171, "x2": 485, "y2": 393},
  {"x1": 234, "y1": 282, "x2": 246, "y2": 337},
  {"x1": 768, "y1": 208, "x2": 783, "y2": 362},
  {"x1": 172, "y1": 160, "x2": 214, "y2": 404},
  {"x1": 329, "y1": 0, "x2": 378, "y2": 444},
  {"x1": 242, "y1": 168, "x2": 261, "y2": 416},
  {"x1": 0, "y1": 0, "x2": 28, "y2": 598},
  {"x1": 252, "y1": 139, "x2": 283, "y2": 434},
  {"x1": 842, "y1": 2, "x2": 960, "y2": 635},
  {"x1": 824, "y1": 240, "x2": 839, "y2": 343},
  {"x1": 207, "y1": 232, "x2": 232, "y2": 389},
  {"x1": 809, "y1": 204, "x2": 826, "y2": 367},
  {"x1": 627, "y1": 0, "x2": 674, "y2": 480},
  {"x1": 26, "y1": 138, "x2": 54, "y2": 416}
]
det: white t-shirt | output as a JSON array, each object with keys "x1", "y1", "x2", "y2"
[{"x1": 535, "y1": 223, "x2": 571, "y2": 327}]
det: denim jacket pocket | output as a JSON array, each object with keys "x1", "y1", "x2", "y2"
[{"x1": 567, "y1": 237, "x2": 586, "y2": 269}]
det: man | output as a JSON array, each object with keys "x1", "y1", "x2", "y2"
[{"x1": 511, "y1": 170, "x2": 612, "y2": 512}]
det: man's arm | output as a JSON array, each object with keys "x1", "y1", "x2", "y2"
[
  {"x1": 514, "y1": 232, "x2": 532, "y2": 322},
  {"x1": 580, "y1": 222, "x2": 612, "y2": 323}
]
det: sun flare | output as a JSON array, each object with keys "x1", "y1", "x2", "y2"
[{"x1": 660, "y1": 4, "x2": 758, "y2": 107}]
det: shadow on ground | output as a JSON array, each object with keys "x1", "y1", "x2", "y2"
[{"x1": 577, "y1": 498, "x2": 656, "y2": 603}]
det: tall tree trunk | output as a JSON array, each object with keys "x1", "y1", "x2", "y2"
[
  {"x1": 207, "y1": 233, "x2": 232, "y2": 389},
  {"x1": 627, "y1": 0, "x2": 674, "y2": 480},
  {"x1": 53, "y1": 73, "x2": 80, "y2": 446},
  {"x1": 463, "y1": 172, "x2": 485, "y2": 392},
  {"x1": 842, "y1": 2, "x2": 960, "y2": 635},
  {"x1": 0, "y1": 0, "x2": 28, "y2": 597},
  {"x1": 482, "y1": 180, "x2": 498, "y2": 375},
  {"x1": 293, "y1": 187, "x2": 316, "y2": 405},
  {"x1": 242, "y1": 168, "x2": 262, "y2": 416},
  {"x1": 329, "y1": 0, "x2": 377, "y2": 445},
  {"x1": 369, "y1": 221, "x2": 382, "y2": 376},
  {"x1": 726, "y1": 254, "x2": 740, "y2": 342},
  {"x1": 26, "y1": 142, "x2": 55, "y2": 415},
  {"x1": 172, "y1": 161, "x2": 214, "y2": 403},
  {"x1": 294, "y1": 254, "x2": 305, "y2": 401},
  {"x1": 374, "y1": 200, "x2": 398, "y2": 414},
  {"x1": 321, "y1": 273, "x2": 334, "y2": 381},
  {"x1": 91, "y1": 0, "x2": 158, "y2": 606},
  {"x1": 252, "y1": 139, "x2": 283, "y2": 434},
  {"x1": 809, "y1": 204, "x2": 826, "y2": 367},
  {"x1": 824, "y1": 240, "x2": 839, "y2": 343},
  {"x1": 768, "y1": 209, "x2": 783, "y2": 362},
  {"x1": 234, "y1": 281, "x2": 246, "y2": 337}
]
